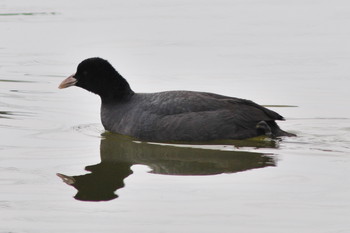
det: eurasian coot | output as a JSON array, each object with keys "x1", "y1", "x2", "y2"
[{"x1": 59, "y1": 57, "x2": 295, "y2": 142}]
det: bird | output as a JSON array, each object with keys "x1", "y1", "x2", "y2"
[{"x1": 59, "y1": 57, "x2": 295, "y2": 142}]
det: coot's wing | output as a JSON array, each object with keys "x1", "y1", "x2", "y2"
[{"x1": 145, "y1": 91, "x2": 284, "y2": 122}]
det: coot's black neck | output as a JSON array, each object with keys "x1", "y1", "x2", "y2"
[{"x1": 100, "y1": 74, "x2": 135, "y2": 103}]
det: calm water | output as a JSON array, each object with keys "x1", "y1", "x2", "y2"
[{"x1": 1, "y1": 0, "x2": 350, "y2": 232}]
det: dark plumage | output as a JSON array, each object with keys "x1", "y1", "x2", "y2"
[{"x1": 59, "y1": 57, "x2": 295, "y2": 142}]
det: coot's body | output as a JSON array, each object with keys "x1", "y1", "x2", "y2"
[{"x1": 59, "y1": 57, "x2": 295, "y2": 142}]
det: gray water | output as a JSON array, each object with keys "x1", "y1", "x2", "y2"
[{"x1": 1, "y1": 0, "x2": 350, "y2": 232}]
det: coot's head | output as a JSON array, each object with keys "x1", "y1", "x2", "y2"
[{"x1": 59, "y1": 57, "x2": 133, "y2": 101}]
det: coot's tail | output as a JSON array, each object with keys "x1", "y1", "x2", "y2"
[
  {"x1": 257, "y1": 121, "x2": 296, "y2": 137},
  {"x1": 275, "y1": 129, "x2": 296, "y2": 137}
]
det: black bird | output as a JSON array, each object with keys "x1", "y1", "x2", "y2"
[{"x1": 59, "y1": 57, "x2": 295, "y2": 142}]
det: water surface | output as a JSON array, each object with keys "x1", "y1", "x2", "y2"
[{"x1": 1, "y1": 0, "x2": 350, "y2": 232}]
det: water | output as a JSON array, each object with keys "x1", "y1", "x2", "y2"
[{"x1": 1, "y1": 0, "x2": 350, "y2": 232}]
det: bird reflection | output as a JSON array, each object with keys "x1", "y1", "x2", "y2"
[{"x1": 57, "y1": 133, "x2": 277, "y2": 201}]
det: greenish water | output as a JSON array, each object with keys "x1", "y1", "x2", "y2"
[{"x1": 1, "y1": 0, "x2": 350, "y2": 233}]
